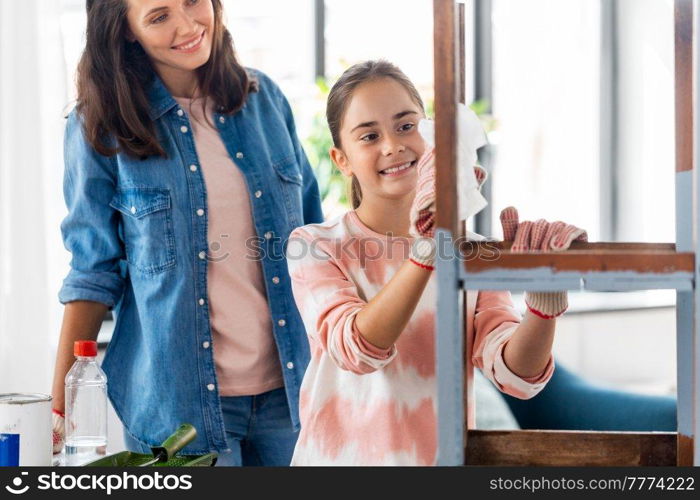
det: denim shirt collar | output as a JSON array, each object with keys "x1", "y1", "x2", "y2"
[{"x1": 146, "y1": 73, "x2": 178, "y2": 121}]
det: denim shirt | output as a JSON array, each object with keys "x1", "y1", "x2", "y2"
[{"x1": 59, "y1": 69, "x2": 324, "y2": 453}]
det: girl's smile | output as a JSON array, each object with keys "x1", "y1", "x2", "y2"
[{"x1": 378, "y1": 159, "x2": 418, "y2": 177}]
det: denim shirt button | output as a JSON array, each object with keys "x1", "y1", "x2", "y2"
[
  {"x1": 130, "y1": 206, "x2": 136, "y2": 215},
  {"x1": 254, "y1": 190, "x2": 262, "y2": 198},
  {"x1": 207, "y1": 384, "x2": 215, "y2": 391},
  {"x1": 264, "y1": 231, "x2": 273, "y2": 240},
  {"x1": 198, "y1": 298, "x2": 205, "y2": 306},
  {"x1": 219, "y1": 116, "x2": 225, "y2": 124},
  {"x1": 278, "y1": 319, "x2": 286, "y2": 327},
  {"x1": 202, "y1": 341, "x2": 210, "y2": 349},
  {"x1": 189, "y1": 164, "x2": 198, "y2": 172},
  {"x1": 180, "y1": 126, "x2": 188, "y2": 134},
  {"x1": 196, "y1": 209, "x2": 204, "y2": 216},
  {"x1": 177, "y1": 109, "x2": 184, "y2": 117},
  {"x1": 286, "y1": 362, "x2": 294, "y2": 369},
  {"x1": 236, "y1": 152, "x2": 244, "y2": 159},
  {"x1": 272, "y1": 276, "x2": 280, "y2": 285},
  {"x1": 198, "y1": 251, "x2": 206, "y2": 260}
]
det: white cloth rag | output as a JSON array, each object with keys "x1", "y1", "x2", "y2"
[{"x1": 418, "y1": 104, "x2": 489, "y2": 220}]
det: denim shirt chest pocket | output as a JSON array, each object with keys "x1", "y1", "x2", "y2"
[
  {"x1": 109, "y1": 187, "x2": 176, "y2": 275},
  {"x1": 271, "y1": 154, "x2": 304, "y2": 230}
]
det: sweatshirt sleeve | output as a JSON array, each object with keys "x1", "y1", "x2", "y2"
[
  {"x1": 470, "y1": 290, "x2": 554, "y2": 399},
  {"x1": 286, "y1": 228, "x2": 397, "y2": 375}
]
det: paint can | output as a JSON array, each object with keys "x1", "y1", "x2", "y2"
[{"x1": 0, "y1": 394, "x2": 52, "y2": 466}]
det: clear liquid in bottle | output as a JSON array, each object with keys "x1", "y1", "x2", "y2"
[{"x1": 64, "y1": 341, "x2": 108, "y2": 466}]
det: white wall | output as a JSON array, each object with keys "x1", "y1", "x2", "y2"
[{"x1": 0, "y1": 0, "x2": 68, "y2": 395}]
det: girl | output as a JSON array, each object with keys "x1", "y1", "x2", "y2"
[
  {"x1": 286, "y1": 60, "x2": 585, "y2": 466},
  {"x1": 52, "y1": 0, "x2": 323, "y2": 466}
]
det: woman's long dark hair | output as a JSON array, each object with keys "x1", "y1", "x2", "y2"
[{"x1": 78, "y1": 0, "x2": 257, "y2": 158}]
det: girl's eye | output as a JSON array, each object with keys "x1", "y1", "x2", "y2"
[
  {"x1": 188, "y1": 0, "x2": 200, "y2": 5},
  {"x1": 399, "y1": 123, "x2": 415, "y2": 132},
  {"x1": 360, "y1": 133, "x2": 378, "y2": 142}
]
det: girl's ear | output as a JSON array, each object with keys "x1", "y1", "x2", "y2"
[{"x1": 330, "y1": 146, "x2": 352, "y2": 177}]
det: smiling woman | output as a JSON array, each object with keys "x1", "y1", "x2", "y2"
[
  {"x1": 124, "y1": 0, "x2": 214, "y2": 97},
  {"x1": 77, "y1": 0, "x2": 255, "y2": 158},
  {"x1": 51, "y1": 0, "x2": 324, "y2": 466}
]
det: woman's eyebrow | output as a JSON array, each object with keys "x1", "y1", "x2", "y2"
[{"x1": 350, "y1": 110, "x2": 418, "y2": 133}]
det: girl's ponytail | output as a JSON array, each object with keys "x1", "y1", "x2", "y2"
[{"x1": 350, "y1": 175, "x2": 363, "y2": 210}]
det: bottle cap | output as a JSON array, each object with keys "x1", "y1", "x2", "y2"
[{"x1": 74, "y1": 340, "x2": 97, "y2": 357}]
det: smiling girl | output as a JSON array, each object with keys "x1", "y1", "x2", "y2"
[
  {"x1": 286, "y1": 60, "x2": 586, "y2": 465},
  {"x1": 51, "y1": 0, "x2": 323, "y2": 466}
]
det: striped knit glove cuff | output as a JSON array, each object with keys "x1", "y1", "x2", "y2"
[
  {"x1": 409, "y1": 237, "x2": 436, "y2": 271},
  {"x1": 524, "y1": 291, "x2": 568, "y2": 320}
]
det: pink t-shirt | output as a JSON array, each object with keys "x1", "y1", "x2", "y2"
[
  {"x1": 174, "y1": 96, "x2": 283, "y2": 396},
  {"x1": 286, "y1": 211, "x2": 554, "y2": 465}
]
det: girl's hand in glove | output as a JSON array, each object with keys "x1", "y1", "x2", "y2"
[{"x1": 499, "y1": 206, "x2": 587, "y2": 319}]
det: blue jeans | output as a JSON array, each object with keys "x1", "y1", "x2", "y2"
[
  {"x1": 500, "y1": 362, "x2": 677, "y2": 431},
  {"x1": 123, "y1": 387, "x2": 298, "y2": 466},
  {"x1": 216, "y1": 387, "x2": 298, "y2": 466}
]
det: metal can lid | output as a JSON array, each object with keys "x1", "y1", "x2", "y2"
[{"x1": 0, "y1": 393, "x2": 52, "y2": 405}]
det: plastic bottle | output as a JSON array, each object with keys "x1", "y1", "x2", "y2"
[{"x1": 64, "y1": 340, "x2": 107, "y2": 466}]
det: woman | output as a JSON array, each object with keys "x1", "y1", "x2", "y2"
[{"x1": 51, "y1": 0, "x2": 323, "y2": 466}]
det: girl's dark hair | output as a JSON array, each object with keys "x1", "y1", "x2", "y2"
[
  {"x1": 326, "y1": 60, "x2": 425, "y2": 209},
  {"x1": 78, "y1": 0, "x2": 257, "y2": 158}
]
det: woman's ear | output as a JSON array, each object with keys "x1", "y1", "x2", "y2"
[
  {"x1": 125, "y1": 26, "x2": 137, "y2": 43},
  {"x1": 330, "y1": 146, "x2": 352, "y2": 177}
]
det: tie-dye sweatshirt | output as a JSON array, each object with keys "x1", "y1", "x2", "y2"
[{"x1": 286, "y1": 210, "x2": 555, "y2": 466}]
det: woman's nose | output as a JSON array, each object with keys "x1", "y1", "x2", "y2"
[{"x1": 175, "y1": 11, "x2": 199, "y2": 37}]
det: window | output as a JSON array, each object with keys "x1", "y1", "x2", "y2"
[
  {"x1": 489, "y1": 0, "x2": 674, "y2": 244},
  {"x1": 59, "y1": 0, "x2": 88, "y2": 103},
  {"x1": 615, "y1": 0, "x2": 674, "y2": 243},
  {"x1": 490, "y1": 0, "x2": 601, "y2": 240},
  {"x1": 221, "y1": 0, "x2": 316, "y2": 135},
  {"x1": 324, "y1": 0, "x2": 434, "y2": 101}
]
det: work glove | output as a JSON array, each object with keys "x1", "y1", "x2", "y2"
[
  {"x1": 409, "y1": 148, "x2": 489, "y2": 239},
  {"x1": 52, "y1": 409, "x2": 65, "y2": 455},
  {"x1": 408, "y1": 148, "x2": 437, "y2": 269},
  {"x1": 499, "y1": 206, "x2": 587, "y2": 319},
  {"x1": 408, "y1": 148, "x2": 489, "y2": 269}
]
